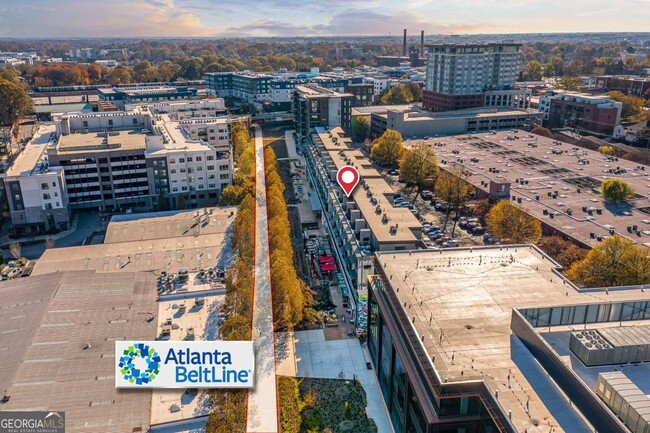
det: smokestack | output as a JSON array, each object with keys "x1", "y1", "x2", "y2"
[
  {"x1": 420, "y1": 31, "x2": 425, "y2": 57},
  {"x1": 403, "y1": 29, "x2": 407, "y2": 57}
]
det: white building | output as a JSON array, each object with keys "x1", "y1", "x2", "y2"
[
  {"x1": 3, "y1": 125, "x2": 71, "y2": 233},
  {"x1": 1, "y1": 100, "x2": 244, "y2": 228}
]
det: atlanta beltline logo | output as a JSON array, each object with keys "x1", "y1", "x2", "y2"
[{"x1": 115, "y1": 341, "x2": 254, "y2": 389}]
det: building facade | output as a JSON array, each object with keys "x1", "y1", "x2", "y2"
[
  {"x1": 540, "y1": 90, "x2": 623, "y2": 136},
  {"x1": 423, "y1": 43, "x2": 529, "y2": 112},
  {"x1": 3, "y1": 100, "x2": 243, "y2": 232},
  {"x1": 293, "y1": 85, "x2": 353, "y2": 142}
]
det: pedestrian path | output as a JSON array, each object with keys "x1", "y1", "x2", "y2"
[{"x1": 246, "y1": 125, "x2": 279, "y2": 433}]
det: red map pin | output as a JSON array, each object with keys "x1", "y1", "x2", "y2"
[{"x1": 336, "y1": 165, "x2": 360, "y2": 197}]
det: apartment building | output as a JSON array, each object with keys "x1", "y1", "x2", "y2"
[
  {"x1": 3, "y1": 100, "x2": 242, "y2": 231},
  {"x1": 303, "y1": 127, "x2": 422, "y2": 306},
  {"x1": 205, "y1": 72, "x2": 274, "y2": 105},
  {"x1": 3, "y1": 125, "x2": 70, "y2": 233},
  {"x1": 539, "y1": 90, "x2": 623, "y2": 136},
  {"x1": 423, "y1": 43, "x2": 530, "y2": 112},
  {"x1": 293, "y1": 85, "x2": 353, "y2": 142}
]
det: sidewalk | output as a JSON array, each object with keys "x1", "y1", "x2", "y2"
[{"x1": 246, "y1": 124, "x2": 279, "y2": 433}]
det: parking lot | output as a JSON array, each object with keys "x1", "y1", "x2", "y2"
[{"x1": 382, "y1": 169, "x2": 493, "y2": 249}]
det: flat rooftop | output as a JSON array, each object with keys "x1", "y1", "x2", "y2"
[
  {"x1": 5, "y1": 124, "x2": 56, "y2": 176},
  {"x1": 57, "y1": 130, "x2": 147, "y2": 152},
  {"x1": 375, "y1": 246, "x2": 650, "y2": 433},
  {"x1": 105, "y1": 207, "x2": 236, "y2": 243},
  {"x1": 33, "y1": 207, "x2": 236, "y2": 276},
  {"x1": 405, "y1": 130, "x2": 650, "y2": 248},
  {"x1": 0, "y1": 271, "x2": 157, "y2": 433},
  {"x1": 295, "y1": 84, "x2": 352, "y2": 98},
  {"x1": 313, "y1": 127, "x2": 421, "y2": 245},
  {"x1": 151, "y1": 274, "x2": 225, "y2": 426}
]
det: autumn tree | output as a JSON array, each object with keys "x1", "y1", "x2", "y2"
[
  {"x1": 0, "y1": 79, "x2": 33, "y2": 136},
  {"x1": 598, "y1": 145, "x2": 616, "y2": 156},
  {"x1": 351, "y1": 116, "x2": 370, "y2": 142},
  {"x1": 608, "y1": 91, "x2": 647, "y2": 121},
  {"x1": 531, "y1": 126, "x2": 552, "y2": 138},
  {"x1": 278, "y1": 377, "x2": 302, "y2": 433},
  {"x1": 557, "y1": 76, "x2": 582, "y2": 91},
  {"x1": 523, "y1": 60, "x2": 543, "y2": 81},
  {"x1": 399, "y1": 143, "x2": 438, "y2": 196},
  {"x1": 601, "y1": 178, "x2": 635, "y2": 203},
  {"x1": 486, "y1": 200, "x2": 542, "y2": 244},
  {"x1": 106, "y1": 66, "x2": 133, "y2": 85},
  {"x1": 205, "y1": 389, "x2": 247, "y2": 433},
  {"x1": 379, "y1": 84, "x2": 414, "y2": 105},
  {"x1": 434, "y1": 165, "x2": 475, "y2": 233},
  {"x1": 264, "y1": 146, "x2": 316, "y2": 329},
  {"x1": 566, "y1": 236, "x2": 650, "y2": 287},
  {"x1": 371, "y1": 129, "x2": 404, "y2": 167},
  {"x1": 536, "y1": 236, "x2": 587, "y2": 269}
]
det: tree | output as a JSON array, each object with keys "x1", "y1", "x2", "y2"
[
  {"x1": 536, "y1": 236, "x2": 587, "y2": 269},
  {"x1": 486, "y1": 200, "x2": 542, "y2": 244},
  {"x1": 399, "y1": 143, "x2": 438, "y2": 195},
  {"x1": 106, "y1": 66, "x2": 133, "y2": 85},
  {"x1": 434, "y1": 165, "x2": 475, "y2": 233},
  {"x1": 557, "y1": 76, "x2": 582, "y2": 91},
  {"x1": 379, "y1": 85, "x2": 414, "y2": 105},
  {"x1": 0, "y1": 79, "x2": 33, "y2": 129},
  {"x1": 406, "y1": 82, "x2": 423, "y2": 102},
  {"x1": 371, "y1": 129, "x2": 404, "y2": 166},
  {"x1": 523, "y1": 60, "x2": 543, "y2": 81},
  {"x1": 8, "y1": 242, "x2": 21, "y2": 259},
  {"x1": 608, "y1": 91, "x2": 647, "y2": 121},
  {"x1": 351, "y1": 116, "x2": 370, "y2": 142},
  {"x1": 278, "y1": 377, "x2": 302, "y2": 433},
  {"x1": 635, "y1": 128, "x2": 650, "y2": 149},
  {"x1": 598, "y1": 145, "x2": 616, "y2": 156},
  {"x1": 566, "y1": 236, "x2": 650, "y2": 287},
  {"x1": 542, "y1": 62, "x2": 556, "y2": 78},
  {"x1": 601, "y1": 178, "x2": 635, "y2": 203},
  {"x1": 531, "y1": 126, "x2": 552, "y2": 138}
]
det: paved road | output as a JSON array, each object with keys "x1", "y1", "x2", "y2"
[{"x1": 246, "y1": 124, "x2": 279, "y2": 433}]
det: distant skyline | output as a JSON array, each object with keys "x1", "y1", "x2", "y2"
[{"x1": 1, "y1": 0, "x2": 650, "y2": 38}]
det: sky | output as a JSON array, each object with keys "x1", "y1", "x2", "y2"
[{"x1": 0, "y1": 0, "x2": 650, "y2": 38}]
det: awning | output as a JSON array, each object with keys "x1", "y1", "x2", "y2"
[{"x1": 319, "y1": 255, "x2": 335, "y2": 264}]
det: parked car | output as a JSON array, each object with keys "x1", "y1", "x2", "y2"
[
  {"x1": 421, "y1": 191, "x2": 433, "y2": 200},
  {"x1": 435, "y1": 202, "x2": 449, "y2": 211},
  {"x1": 6, "y1": 268, "x2": 22, "y2": 279},
  {"x1": 442, "y1": 240, "x2": 460, "y2": 248},
  {"x1": 471, "y1": 225, "x2": 485, "y2": 235}
]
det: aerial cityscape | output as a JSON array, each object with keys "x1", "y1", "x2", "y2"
[{"x1": 1, "y1": 2, "x2": 650, "y2": 433}]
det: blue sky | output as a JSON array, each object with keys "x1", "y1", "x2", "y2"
[{"x1": 0, "y1": 0, "x2": 649, "y2": 37}]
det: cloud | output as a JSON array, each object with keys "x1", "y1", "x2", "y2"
[
  {"x1": 0, "y1": 0, "x2": 649, "y2": 37},
  {"x1": 0, "y1": 0, "x2": 214, "y2": 37},
  {"x1": 223, "y1": 10, "x2": 496, "y2": 37}
]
